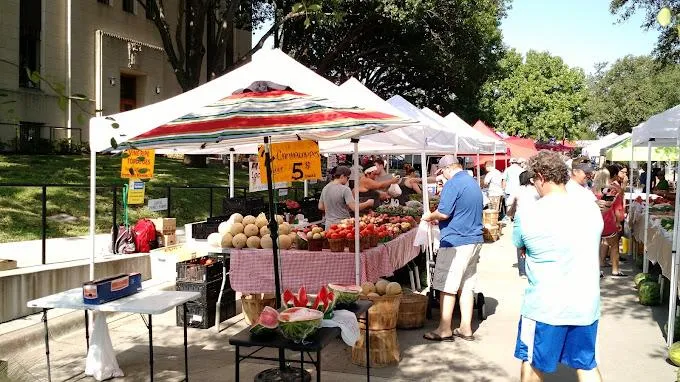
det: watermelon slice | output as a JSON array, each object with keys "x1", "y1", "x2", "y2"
[
  {"x1": 327, "y1": 284, "x2": 362, "y2": 305},
  {"x1": 250, "y1": 306, "x2": 279, "y2": 337},
  {"x1": 278, "y1": 307, "x2": 324, "y2": 343},
  {"x1": 298, "y1": 286, "x2": 308, "y2": 307}
]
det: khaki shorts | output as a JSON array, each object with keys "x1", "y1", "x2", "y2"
[{"x1": 433, "y1": 244, "x2": 482, "y2": 294}]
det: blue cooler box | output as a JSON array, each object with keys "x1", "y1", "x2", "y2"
[{"x1": 83, "y1": 273, "x2": 142, "y2": 305}]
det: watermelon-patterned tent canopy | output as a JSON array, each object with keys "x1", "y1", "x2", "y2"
[{"x1": 119, "y1": 89, "x2": 417, "y2": 152}]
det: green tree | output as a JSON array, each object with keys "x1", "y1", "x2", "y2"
[
  {"x1": 279, "y1": 0, "x2": 509, "y2": 121},
  {"x1": 610, "y1": 0, "x2": 680, "y2": 63},
  {"x1": 479, "y1": 50, "x2": 590, "y2": 140},
  {"x1": 586, "y1": 55, "x2": 680, "y2": 135}
]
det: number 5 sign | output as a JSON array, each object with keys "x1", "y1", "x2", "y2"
[{"x1": 258, "y1": 140, "x2": 322, "y2": 183}]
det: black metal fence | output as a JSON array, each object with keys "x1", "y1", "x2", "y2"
[
  {"x1": 0, "y1": 182, "x2": 324, "y2": 265},
  {"x1": 0, "y1": 123, "x2": 84, "y2": 154}
]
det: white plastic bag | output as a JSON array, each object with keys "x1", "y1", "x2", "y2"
[
  {"x1": 321, "y1": 309, "x2": 360, "y2": 346},
  {"x1": 414, "y1": 220, "x2": 430, "y2": 247},
  {"x1": 388, "y1": 183, "x2": 402, "y2": 197},
  {"x1": 85, "y1": 312, "x2": 124, "y2": 381}
]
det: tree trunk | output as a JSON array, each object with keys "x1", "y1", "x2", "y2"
[{"x1": 183, "y1": 154, "x2": 207, "y2": 168}]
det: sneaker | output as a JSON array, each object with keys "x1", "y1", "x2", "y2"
[
  {"x1": 520, "y1": 275, "x2": 527, "y2": 279},
  {"x1": 600, "y1": 271, "x2": 604, "y2": 279}
]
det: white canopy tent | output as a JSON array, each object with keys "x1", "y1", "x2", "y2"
[
  {"x1": 631, "y1": 106, "x2": 680, "y2": 348},
  {"x1": 582, "y1": 133, "x2": 630, "y2": 158}
]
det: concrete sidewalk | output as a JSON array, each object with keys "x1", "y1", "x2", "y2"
[{"x1": 1, "y1": 226, "x2": 676, "y2": 381}]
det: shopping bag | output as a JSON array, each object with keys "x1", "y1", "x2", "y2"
[
  {"x1": 84, "y1": 312, "x2": 124, "y2": 381},
  {"x1": 414, "y1": 220, "x2": 430, "y2": 247},
  {"x1": 387, "y1": 183, "x2": 402, "y2": 197}
]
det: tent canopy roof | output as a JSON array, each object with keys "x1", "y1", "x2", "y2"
[
  {"x1": 471, "y1": 120, "x2": 504, "y2": 140},
  {"x1": 420, "y1": 108, "x2": 506, "y2": 154},
  {"x1": 607, "y1": 137, "x2": 679, "y2": 162},
  {"x1": 633, "y1": 104, "x2": 680, "y2": 147}
]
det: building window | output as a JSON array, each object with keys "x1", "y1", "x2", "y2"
[
  {"x1": 97, "y1": 0, "x2": 110, "y2": 4},
  {"x1": 19, "y1": 0, "x2": 41, "y2": 88},
  {"x1": 146, "y1": 2, "x2": 155, "y2": 20},
  {"x1": 123, "y1": 0, "x2": 134, "y2": 13},
  {"x1": 19, "y1": 121, "x2": 44, "y2": 151}
]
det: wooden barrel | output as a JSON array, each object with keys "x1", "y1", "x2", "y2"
[
  {"x1": 241, "y1": 293, "x2": 276, "y2": 325},
  {"x1": 397, "y1": 293, "x2": 428, "y2": 329},
  {"x1": 483, "y1": 209, "x2": 499, "y2": 226},
  {"x1": 359, "y1": 293, "x2": 401, "y2": 330},
  {"x1": 351, "y1": 328, "x2": 400, "y2": 367}
]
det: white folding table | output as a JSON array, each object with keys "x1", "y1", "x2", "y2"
[{"x1": 27, "y1": 288, "x2": 200, "y2": 382}]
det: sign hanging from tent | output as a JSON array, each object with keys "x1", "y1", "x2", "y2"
[
  {"x1": 258, "y1": 140, "x2": 322, "y2": 183},
  {"x1": 121, "y1": 149, "x2": 155, "y2": 179},
  {"x1": 127, "y1": 179, "x2": 145, "y2": 204},
  {"x1": 249, "y1": 160, "x2": 290, "y2": 192}
]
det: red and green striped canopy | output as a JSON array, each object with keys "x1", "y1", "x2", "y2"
[{"x1": 122, "y1": 90, "x2": 416, "y2": 151}]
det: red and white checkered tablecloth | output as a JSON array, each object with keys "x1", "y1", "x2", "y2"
[{"x1": 229, "y1": 229, "x2": 420, "y2": 293}]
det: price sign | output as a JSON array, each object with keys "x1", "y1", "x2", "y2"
[
  {"x1": 121, "y1": 149, "x2": 155, "y2": 179},
  {"x1": 127, "y1": 179, "x2": 145, "y2": 205},
  {"x1": 258, "y1": 140, "x2": 322, "y2": 183}
]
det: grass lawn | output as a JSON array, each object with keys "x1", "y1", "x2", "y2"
[{"x1": 0, "y1": 154, "x2": 257, "y2": 243}]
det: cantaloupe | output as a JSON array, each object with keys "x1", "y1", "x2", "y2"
[
  {"x1": 232, "y1": 233, "x2": 247, "y2": 249},
  {"x1": 275, "y1": 215, "x2": 285, "y2": 224},
  {"x1": 246, "y1": 235, "x2": 261, "y2": 249},
  {"x1": 260, "y1": 234, "x2": 273, "y2": 249},
  {"x1": 207, "y1": 232, "x2": 222, "y2": 247},
  {"x1": 361, "y1": 282, "x2": 376, "y2": 295},
  {"x1": 221, "y1": 232, "x2": 234, "y2": 248},
  {"x1": 260, "y1": 226, "x2": 271, "y2": 236},
  {"x1": 278, "y1": 234, "x2": 293, "y2": 250},
  {"x1": 244, "y1": 224, "x2": 259, "y2": 237},
  {"x1": 230, "y1": 222, "x2": 244, "y2": 236},
  {"x1": 385, "y1": 282, "x2": 402, "y2": 295},
  {"x1": 242, "y1": 215, "x2": 256, "y2": 226},
  {"x1": 218, "y1": 220, "x2": 233, "y2": 235},
  {"x1": 230, "y1": 213, "x2": 244, "y2": 223},
  {"x1": 288, "y1": 233, "x2": 297, "y2": 246},
  {"x1": 279, "y1": 222, "x2": 291, "y2": 235},
  {"x1": 255, "y1": 214, "x2": 268, "y2": 228},
  {"x1": 367, "y1": 292, "x2": 380, "y2": 297},
  {"x1": 375, "y1": 280, "x2": 389, "y2": 295}
]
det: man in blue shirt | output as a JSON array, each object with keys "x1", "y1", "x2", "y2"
[
  {"x1": 423, "y1": 155, "x2": 483, "y2": 342},
  {"x1": 513, "y1": 151, "x2": 603, "y2": 382}
]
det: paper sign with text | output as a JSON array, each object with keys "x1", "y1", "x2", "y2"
[
  {"x1": 121, "y1": 149, "x2": 155, "y2": 179},
  {"x1": 258, "y1": 140, "x2": 322, "y2": 183},
  {"x1": 249, "y1": 160, "x2": 290, "y2": 192},
  {"x1": 148, "y1": 198, "x2": 168, "y2": 211},
  {"x1": 127, "y1": 179, "x2": 145, "y2": 205}
]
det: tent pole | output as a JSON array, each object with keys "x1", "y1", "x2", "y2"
[
  {"x1": 353, "y1": 139, "x2": 361, "y2": 285},
  {"x1": 493, "y1": 143, "x2": 496, "y2": 166},
  {"x1": 477, "y1": 150, "x2": 481, "y2": 187},
  {"x1": 89, "y1": 148, "x2": 96, "y2": 281},
  {"x1": 420, "y1": 152, "x2": 432, "y2": 292},
  {"x1": 229, "y1": 152, "x2": 234, "y2": 198},
  {"x1": 668, "y1": 136, "x2": 680, "y2": 348},
  {"x1": 643, "y1": 140, "x2": 653, "y2": 274},
  {"x1": 628, "y1": 138, "x2": 634, "y2": 258},
  {"x1": 303, "y1": 180, "x2": 308, "y2": 198}
]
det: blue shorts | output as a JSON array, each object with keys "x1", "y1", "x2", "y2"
[{"x1": 514, "y1": 316, "x2": 598, "y2": 373}]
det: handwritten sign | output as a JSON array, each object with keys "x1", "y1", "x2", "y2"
[
  {"x1": 121, "y1": 149, "x2": 155, "y2": 179},
  {"x1": 258, "y1": 140, "x2": 322, "y2": 183},
  {"x1": 127, "y1": 179, "x2": 145, "y2": 205},
  {"x1": 249, "y1": 160, "x2": 290, "y2": 192},
  {"x1": 148, "y1": 198, "x2": 168, "y2": 211}
]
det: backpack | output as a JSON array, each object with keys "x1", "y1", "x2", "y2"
[
  {"x1": 110, "y1": 184, "x2": 137, "y2": 255},
  {"x1": 133, "y1": 218, "x2": 158, "y2": 253}
]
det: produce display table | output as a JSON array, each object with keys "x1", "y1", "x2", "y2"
[
  {"x1": 229, "y1": 300, "x2": 373, "y2": 382},
  {"x1": 229, "y1": 230, "x2": 419, "y2": 293},
  {"x1": 27, "y1": 287, "x2": 199, "y2": 382},
  {"x1": 629, "y1": 203, "x2": 674, "y2": 279}
]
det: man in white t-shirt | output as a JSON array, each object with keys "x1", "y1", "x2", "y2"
[
  {"x1": 502, "y1": 158, "x2": 524, "y2": 220},
  {"x1": 484, "y1": 161, "x2": 504, "y2": 211},
  {"x1": 566, "y1": 156, "x2": 596, "y2": 203}
]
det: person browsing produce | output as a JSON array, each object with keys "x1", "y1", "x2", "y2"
[
  {"x1": 319, "y1": 166, "x2": 374, "y2": 230},
  {"x1": 357, "y1": 161, "x2": 399, "y2": 202}
]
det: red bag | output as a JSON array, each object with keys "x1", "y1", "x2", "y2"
[
  {"x1": 133, "y1": 219, "x2": 158, "y2": 253},
  {"x1": 602, "y1": 193, "x2": 624, "y2": 237}
]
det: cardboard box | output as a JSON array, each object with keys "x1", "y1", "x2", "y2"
[
  {"x1": 159, "y1": 234, "x2": 177, "y2": 247},
  {"x1": 152, "y1": 218, "x2": 176, "y2": 234},
  {"x1": 83, "y1": 273, "x2": 142, "y2": 305},
  {"x1": 0, "y1": 259, "x2": 17, "y2": 271}
]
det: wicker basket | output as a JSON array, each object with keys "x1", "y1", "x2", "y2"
[
  {"x1": 351, "y1": 328, "x2": 400, "y2": 367},
  {"x1": 483, "y1": 225, "x2": 500, "y2": 242},
  {"x1": 483, "y1": 209, "x2": 499, "y2": 226},
  {"x1": 241, "y1": 293, "x2": 276, "y2": 325},
  {"x1": 308, "y1": 238, "x2": 324, "y2": 251},
  {"x1": 358, "y1": 293, "x2": 402, "y2": 330},
  {"x1": 328, "y1": 238, "x2": 346, "y2": 252},
  {"x1": 397, "y1": 293, "x2": 428, "y2": 329}
]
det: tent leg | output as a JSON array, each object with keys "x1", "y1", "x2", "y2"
[
  {"x1": 667, "y1": 138, "x2": 680, "y2": 348},
  {"x1": 420, "y1": 152, "x2": 432, "y2": 292},
  {"x1": 89, "y1": 149, "x2": 96, "y2": 281},
  {"x1": 476, "y1": 151, "x2": 481, "y2": 187},
  {"x1": 303, "y1": 180, "x2": 308, "y2": 198},
  {"x1": 643, "y1": 142, "x2": 652, "y2": 274},
  {"x1": 229, "y1": 152, "x2": 234, "y2": 198},
  {"x1": 353, "y1": 140, "x2": 361, "y2": 285}
]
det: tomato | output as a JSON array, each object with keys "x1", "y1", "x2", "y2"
[
  {"x1": 366, "y1": 224, "x2": 375, "y2": 231},
  {"x1": 330, "y1": 224, "x2": 339, "y2": 230}
]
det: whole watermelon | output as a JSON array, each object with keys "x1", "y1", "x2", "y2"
[
  {"x1": 634, "y1": 273, "x2": 655, "y2": 289},
  {"x1": 638, "y1": 281, "x2": 661, "y2": 306},
  {"x1": 669, "y1": 342, "x2": 680, "y2": 366}
]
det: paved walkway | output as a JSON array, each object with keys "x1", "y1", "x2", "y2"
[{"x1": 1, "y1": 227, "x2": 676, "y2": 381}]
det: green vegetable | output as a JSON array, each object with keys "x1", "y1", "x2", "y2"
[
  {"x1": 638, "y1": 281, "x2": 661, "y2": 306},
  {"x1": 633, "y1": 273, "x2": 655, "y2": 289}
]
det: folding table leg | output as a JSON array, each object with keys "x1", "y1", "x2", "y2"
[
  {"x1": 184, "y1": 303, "x2": 189, "y2": 381},
  {"x1": 300, "y1": 350, "x2": 304, "y2": 379},
  {"x1": 42, "y1": 309, "x2": 52, "y2": 382},
  {"x1": 365, "y1": 312, "x2": 370, "y2": 381},
  {"x1": 85, "y1": 310, "x2": 90, "y2": 352},
  {"x1": 148, "y1": 314, "x2": 154, "y2": 381},
  {"x1": 234, "y1": 346, "x2": 240, "y2": 381}
]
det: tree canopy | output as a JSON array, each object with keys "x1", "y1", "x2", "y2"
[
  {"x1": 478, "y1": 50, "x2": 589, "y2": 140},
  {"x1": 279, "y1": 0, "x2": 509, "y2": 121},
  {"x1": 586, "y1": 55, "x2": 680, "y2": 135}
]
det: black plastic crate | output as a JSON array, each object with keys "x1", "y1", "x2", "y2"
[
  {"x1": 176, "y1": 256, "x2": 223, "y2": 283},
  {"x1": 191, "y1": 222, "x2": 220, "y2": 239},
  {"x1": 206, "y1": 215, "x2": 231, "y2": 224},
  {"x1": 300, "y1": 197, "x2": 322, "y2": 222},
  {"x1": 175, "y1": 297, "x2": 236, "y2": 329},
  {"x1": 176, "y1": 279, "x2": 231, "y2": 306},
  {"x1": 222, "y1": 197, "x2": 266, "y2": 217}
]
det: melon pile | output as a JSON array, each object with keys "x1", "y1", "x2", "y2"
[
  {"x1": 207, "y1": 212, "x2": 295, "y2": 250},
  {"x1": 360, "y1": 279, "x2": 402, "y2": 297}
]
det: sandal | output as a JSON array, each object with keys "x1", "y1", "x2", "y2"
[
  {"x1": 452, "y1": 328, "x2": 474, "y2": 342},
  {"x1": 611, "y1": 272, "x2": 627, "y2": 277},
  {"x1": 423, "y1": 331, "x2": 454, "y2": 342},
  {"x1": 601, "y1": 263, "x2": 612, "y2": 268}
]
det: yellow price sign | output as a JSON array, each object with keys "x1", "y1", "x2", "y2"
[
  {"x1": 258, "y1": 140, "x2": 322, "y2": 183},
  {"x1": 121, "y1": 149, "x2": 155, "y2": 179},
  {"x1": 127, "y1": 178, "x2": 145, "y2": 205}
]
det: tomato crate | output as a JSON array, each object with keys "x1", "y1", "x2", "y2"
[
  {"x1": 175, "y1": 297, "x2": 236, "y2": 329},
  {"x1": 176, "y1": 279, "x2": 231, "y2": 305},
  {"x1": 176, "y1": 256, "x2": 223, "y2": 283}
]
